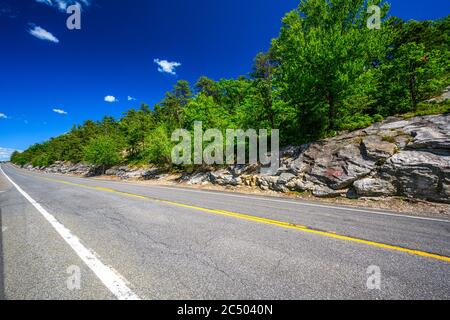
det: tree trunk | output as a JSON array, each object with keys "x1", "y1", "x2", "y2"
[
  {"x1": 409, "y1": 75, "x2": 417, "y2": 110},
  {"x1": 327, "y1": 93, "x2": 335, "y2": 132}
]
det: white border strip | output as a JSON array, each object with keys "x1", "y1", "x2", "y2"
[{"x1": 0, "y1": 166, "x2": 141, "y2": 300}]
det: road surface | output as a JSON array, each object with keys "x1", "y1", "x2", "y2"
[{"x1": 0, "y1": 163, "x2": 449, "y2": 300}]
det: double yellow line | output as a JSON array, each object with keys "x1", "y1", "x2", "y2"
[{"x1": 39, "y1": 175, "x2": 450, "y2": 263}]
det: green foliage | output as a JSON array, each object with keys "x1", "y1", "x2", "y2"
[
  {"x1": 337, "y1": 114, "x2": 376, "y2": 132},
  {"x1": 271, "y1": 0, "x2": 393, "y2": 137},
  {"x1": 377, "y1": 16, "x2": 450, "y2": 115},
  {"x1": 10, "y1": 151, "x2": 28, "y2": 166},
  {"x1": 184, "y1": 93, "x2": 233, "y2": 130},
  {"x1": 84, "y1": 135, "x2": 122, "y2": 169},
  {"x1": 31, "y1": 153, "x2": 52, "y2": 168},
  {"x1": 401, "y1": 100, "x2": 450, "y2": 119},
  {"x1": 10, "y1": 2, "x2": 449, "y2": 171},
  {"x1": 154, "y1": 80, "x2": 191, "y2": 130},
  {"x1": 120, "y1": 104, "x2": 155, "y2": 160},
  {"x1": 378, "y1": 42, "x2": 448, "y2": 115},
  {"x1": 143, "y1": 125, "x2": 173, "y2": 165}
]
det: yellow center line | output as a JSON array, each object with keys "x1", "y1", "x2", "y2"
[{"x1": 36, "y1": 175, "x2": 450, "y2": 263}]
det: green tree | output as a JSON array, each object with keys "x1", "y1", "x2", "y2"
[
  {"x1": 11, "y1": 151, "x2": 27, "y2": 166},
  {"x1": 271, "y1": 0, "x2": 392, "y2": 137},
  {"x1": 120, "y1": 104, "x2": 155, "y2": 160},
  {"x1": 154, "y1": 80, "x2": 191, "y2": 130},
  {"x1": 183, "y1": 93, "x2": 233, "y2": 130},
  {"x1": 216, "y1": 78, "x2": 250, "y2": 116},
  {"x1": 377, "y1": 16, "x2": 450, "y2": 114},
  {"x1": 242, "y1": 52, "x2": 277, "y2": 129},
  {"x1": 32, "y1": 153, "x2": 52, "y2": 168},
  {"x1": 195, "y1": 76, "x2": 220, "y2": 102},
  {"x1": 143, "y1": 125, "x2": 173, "y2": 165},
  {"x1": 383, "y1": 43, "x2": 446, "y2": 112},
  {"x1": 84, "y1": 136, "x2": 122, "y2": 173}
]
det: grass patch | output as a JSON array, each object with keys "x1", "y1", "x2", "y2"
[
  {"x1": 401, "y1": 100, "x2": 450, "y2": 119},
  {"x1": 381, "y1": 135, "x2": 396, "y2": 144}
]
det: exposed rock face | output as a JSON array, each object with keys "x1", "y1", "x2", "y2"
[
  {"x1": 267, "y1": 114, "x2": 449, "y2": 203},
  {"x1": 40, "y1": 162, "x2": 97, "y2": 176},
  {"x1": 362, "y1": 135, "x2": 397, "y2": 161},
  {"x1": 210, "y1": 170, "x2": 241, "y2": 186},
  {"x1": 380, "y1": 151, "x2": 450, "y2": 203},
  {"x1": 105, "y1": 166, "x2": 161, "y2": 180},
  {"x1": 187, "y1": 172, "x2": 212, "y2": 185},
  {"x1": 306, "y1": 142, "x2": 375, "y2": 190},
  {"x1": 354, "y1": 178, "x2": 397, "y2": 197},
  {"x1": 21, "y1": 114, "x2": 450, "y2": 204}
]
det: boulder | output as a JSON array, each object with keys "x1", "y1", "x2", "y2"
[
  {"x1": 288, "y1": 157, "x2": 309, "y2": 175},
  {"x1": 288, "y1": 179, "x2": 315, "y2": 192},
  {"x1": 362, "y1": 135, "x2": 397, "y2": 161},
  {"x1": 312, "y1": 185, "x2": 348, "y2": 198},
  {"x1": 210, "y1": 170, "x2": 242, "y2": 186},
  {"x1": 407, "y1": 126, "x2": 450, "y2": 151},
  {"x1": 188, "y1": 172, "x2": 211, "y2": 185},
  {"x1": 354, "y1": 178, "x2": 397, "y2": 197},
  {"x1": 230, "y1": 164, "x2": 249, "y2": 176},
  {"x1": 307, "y1": 143, "x2": 374, "y2": 190},
  {"x1": 395, "y1": 114, "x2": 450, "y2": 151},
  {"x1": 381, "y1": 150, "x2": 450, "y2": 203},
  {"x1": 277, "y1": 173, "x2": 296, "y2": 185}
]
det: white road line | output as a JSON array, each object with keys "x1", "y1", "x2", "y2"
[
  {"x1": 1, "y1": 226, "x2": 7, "y2": 232},
  {"x1": 0, "y1": 166, "x2": 141, "y2": 300}
]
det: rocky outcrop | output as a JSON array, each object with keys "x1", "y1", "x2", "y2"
[
  {"x1": 354, "y1": 178, "x2": 396, "y2": 197},
  {"x1": 105, "y1": 166, "x2": 161, "y2": 180},
  {"x1": 39, "y1": 162, "x2": 97, "y2": 176},
  {"x1": 380, "y1": 151, "x2": 450, "y2": 203},
  {"x1": 20, "y1": 114, "x2": 450, "y2": 204},
  {"x1": 24, "y1": 161, "x2": 162, "y2": 180},
  {"x1": 272, "y1": 114, "x2": 449, "y2": 203}
]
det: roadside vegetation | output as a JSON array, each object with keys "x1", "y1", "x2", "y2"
[{"x1": 11, "y1": 0, "x2": 450, "y2": 170}]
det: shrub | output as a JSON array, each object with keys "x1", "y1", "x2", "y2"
[
  {"x1": 144, "y1": 125, "x2": 173, "y2": 166},
  {"x1": 84, "y1": 135, "x2": 122, "y2": 173},
  {"x1": 337, "y1": 114, "x2": 375, "y2": 132},
  {"x1": 402, "y1": 100, "x2": 450, "y2": 118},
  {"x1": 31, "y1": 154, "x2": 52, "y2": 167}
]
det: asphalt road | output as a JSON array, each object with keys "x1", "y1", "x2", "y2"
[{"x1": 0, "y1": 163, "x2": 449, "y2": 300}]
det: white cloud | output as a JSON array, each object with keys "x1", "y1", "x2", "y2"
[
  {"x1": 154, "y1": 59, "x2": 181, "y2": 75},
  {"x1": 53, "y1": 108, "x2": 68, "y2": 115},
  {"x1": 0, "y1": 113, "x2": 7, "y2": 119},
  {"x1": 104, "y1": 95, "x2": 118, "y2": 103},
  {"x1": 28, "y1": 25, "x2": 59, "y2": 43},
  {"x1": 127, "y1": 96, "x2": 136, "y2": 101},
  {"x1": 36, "y1": 0, "x2": 53, "y2": 6},
  {"x1": 0, "y1": 147, "x2": 21, "y2": 161},
  {"x1": 36, "y1": 0, "x2": 91, "y2": 12}
]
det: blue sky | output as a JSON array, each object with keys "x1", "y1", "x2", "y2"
[{"x1": 0, "y1": 0, "x2": 449, "y2": 160}]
